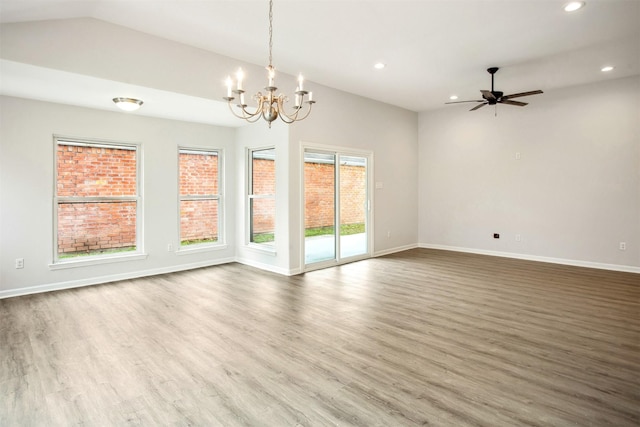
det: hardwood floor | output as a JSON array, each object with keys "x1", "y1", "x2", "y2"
[{"x1": 1, "y1": 248, "x2": 638, "y2": 426}]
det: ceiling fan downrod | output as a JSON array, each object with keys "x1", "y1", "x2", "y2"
[{"x1": 487, "y1": 67, "x2": 499, "y2": 93}]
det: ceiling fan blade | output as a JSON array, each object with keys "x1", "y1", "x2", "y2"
[
  {"x1": 470, "y1": 103, "x2": 487, "y2": 111},
  {"x1": 445, "y1": 100, "x2": 484, "y2": 104},
  {"x1": 481, "y1": 90, "x2": 496, "y2": 101},
  {"x1": 500, "y1": 100, "x2": 528, "y2": 107},
  {"x1": 502, "y1": 90, "x2": 543, "y2": 100}
]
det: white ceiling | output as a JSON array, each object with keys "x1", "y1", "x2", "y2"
[{"x1": 1, "y1": 0, "x2": 639, "y2": 116}]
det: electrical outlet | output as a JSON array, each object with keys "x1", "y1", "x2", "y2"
[
  {"x1": 619, "y1": 242, "x2": 626, "y2": 251},
  {"x1": 387, "y1": 231, "x2": 391, "y2": 238},
  {"x1": 515, "y1": 234, "x2": 521, "y2": 242},
  {"x1": 168, "y1": 243, "x2": 173, "y2": 252},
  {"x1": 493, "y1": 233, "x2": 500, "y2": 239},
  {"x1": 15, "y1": 258, "x2": 24, "y2": 269},
  {"x1": 515, "y1": 152, "x2": 521, "y2": 160}
]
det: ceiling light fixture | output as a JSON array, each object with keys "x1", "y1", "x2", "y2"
[
  {"x1": 449, "y1": 95, "x2": 459, "y2": 100},
  {"x1": 601, "y1": 65, "x2": 614, "y2": 72},
  {"x1": 564, "y1": 1, "x2": 585, "y2": 12},
  {"x1": 223, "y1": 0, "x2": 315, "y2": 128},
  {"x1": 112, "y1": 97, "x2": 143, "y2": 111},
  {"x1": 374, "y1": 62, "x2": 386, "y2": 70}
]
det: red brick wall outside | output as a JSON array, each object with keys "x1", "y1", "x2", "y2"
[
  {"x1": 56, "y1": 144, "x2": 137, "y2": 256},
  {"x1": 57, "y1": 144, "x2": 136, "y2": 197},
  {"x1": 180, "y1": 151, "x2": 219, "y2": 243},
  {"x1": 57, "y1": 202, "x2": 136, "y2": 255},
  {"x1": 252, "y1": 158, "x2": 276, "y2": 195},
  {"x1": 304, "y1": 162, "x2": 335, "y2": 229},
  {"x1": 251, "y1": 158, "x2": 276, "y2": 235},
  {"x1": 339, "y1": 164, "x2": 367, "y2": 225},
  {"x1": 304, "y1": 162, "x2": 366, "y2": 229}
]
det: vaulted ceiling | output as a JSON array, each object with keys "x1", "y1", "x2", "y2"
[{"x1": 1, "y1": 0, "x2": 639, "y2": 115}]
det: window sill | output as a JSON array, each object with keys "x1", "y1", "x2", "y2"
[
  {"x1": 49, "y1": 253, "x2": 148, "y2": 270},
  {"x1": 245, "y1": 243, "x2": 277, "y2": 256},
  {"x1": 177, "y1": 244, "x2": 228, "y2": 255}
]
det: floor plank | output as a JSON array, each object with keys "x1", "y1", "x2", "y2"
[{"x1": 1, "y1": 248, "x2": 638, "y2": 426}]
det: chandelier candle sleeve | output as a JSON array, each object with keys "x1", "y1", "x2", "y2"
[{"x1": 226, "y1": 76, "x2": 233, "y2": 98}]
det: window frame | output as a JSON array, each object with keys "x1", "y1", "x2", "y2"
[
  {"x1": 51, "y1": 136, "x2": 145, "y2": 268},
  {"x1": 247, "y1": 146, "x2": 276, "y2": 250},
  {"x1": 178, "y1": 147, "x2": 224, "y2": 251}
]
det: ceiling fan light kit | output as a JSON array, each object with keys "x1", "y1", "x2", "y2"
[{"x1": 445, "y1": 67, "x2": 543, "y2": 114}]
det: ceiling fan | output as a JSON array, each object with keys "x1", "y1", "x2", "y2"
[{"x1": 446, "y1": 67, "x2": 543, "y2": 112}]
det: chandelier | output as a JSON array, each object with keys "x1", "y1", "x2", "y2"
[{"x1": 223, "y1": 0, "x2": 315, "y2": 127}]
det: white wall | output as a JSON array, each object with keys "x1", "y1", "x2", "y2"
[
  {"x1": 0, "y1": 96, "x2": 237, "y2": 297},
  {"x1": 0, "y1": 17, "x2": 252, "y2": 102},
  {"x1": 234, "y1": 121, "x2": 293, "y2": 274},
  {"x1": 418, "y1": 76, "x2": 640, "y2": 271}
]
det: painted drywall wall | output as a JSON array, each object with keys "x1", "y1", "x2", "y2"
[
  {"x1": 0, "y1": 96, "x2": 237, "y2": 297},
  {"x1": 289, "y1": 85, "x2": 419, "y2": 271},
  {"x1": 234, "y1": 121, "x2": 293, "y2": 274},
  {"x1": 418, "y1": 76, "x2": 640, "y2": 271},
  {"x1": 0, "y1": 17, "x2": 249, "y2": 102}
]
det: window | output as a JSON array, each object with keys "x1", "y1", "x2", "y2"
[
  {"x1": 179, "y1": 148, "x2": 222, "y2": 247},
  {"x1": 248, "y1": 148, "x2": 276, "y2": 247},
  {"x1": 54, "y1": 138, "x2": 140, "y2": 262}
]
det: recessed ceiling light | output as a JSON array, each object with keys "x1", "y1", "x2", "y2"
[
  {"x1": 113, "y1": 97, "x2": 143, "y2": 111},
  {"x1": 449, "y1": 95, "x2": 459, "y2": 100},
  {"x1": 601, "y1": 65, "x2": 614, "y2": 72},
  {"x1": 564, "y1": 1, "x2": 585, "y2": 12},
  {"x1": 373, "y1": 63, "x2": 386, "y2": 70}
]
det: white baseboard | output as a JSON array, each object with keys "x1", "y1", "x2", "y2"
[
  {"x1": 373, "y1": 243, "x2": 419, "y2": 258},
  {"x1": 418, "y1": 243, "x2": 640, "y2": 274},
  {"x1": 6, "y1": 243, "x2": 634, "y2": 300},
  {"x1": 0, "y1": 257, "x2": 235, "y2": 299},
  {"x1": 235, "y1": 257, "x2": 300, "y2": 276}
]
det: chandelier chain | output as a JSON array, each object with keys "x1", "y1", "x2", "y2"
[{"x1": 268, "y1": 0, "x2": 273, "y2": 67}]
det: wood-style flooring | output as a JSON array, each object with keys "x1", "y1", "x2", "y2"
[{"x1": 1, "y1": 248, "x2": 639, "y2": 426}]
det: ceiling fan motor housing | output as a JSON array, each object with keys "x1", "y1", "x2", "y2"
[{"x1": 487, "y1": 91, "x2": 503, "y2": 103}]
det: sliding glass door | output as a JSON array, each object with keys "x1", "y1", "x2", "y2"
[{"x1": 304, "y1": 148, "x2": 370, "y2": 269}]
